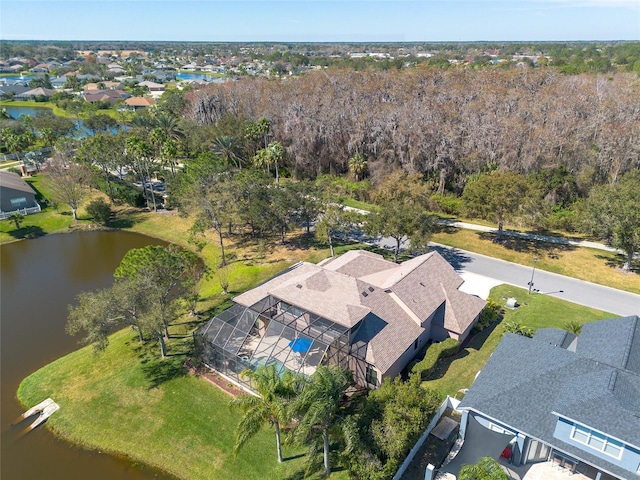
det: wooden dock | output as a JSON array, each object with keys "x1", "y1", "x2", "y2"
[{"x1": 21, "y1": 398, "x2": 60, "y2": 430}]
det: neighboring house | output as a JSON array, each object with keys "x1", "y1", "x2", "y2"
[
  {"x1": 0, "y1": 171, "x2": 41, "y2": 219},
  {"x1": 124, "y1": 96, "x2": 156, "y2": 109},
  {"x1": 458, "y1": 316, "x2": 640, "y2": 480},
  {"x1": 14, "y1": 87, "x2": 56, "y2": 100},
  {"x1": 83, "y1": 89, "x2": 129, "y2": 105},
  {"x1": 0, "y1": 83, "x2": 32, "y2": 99},
  {"x1": 138, "y1": 80, "x2": 165, "y2": 92},
  {"x1": 83, "y1": 81, "x2": 123, "y2": 91},
  {"x1": 195, "y1": 249, "x2": 486, "y2": 391},
  {"x1": 50, "y1": 76, "x2": 68, "y2": 89}
]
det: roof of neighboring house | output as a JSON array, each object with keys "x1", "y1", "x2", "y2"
[
  {"x1": 124, "y1": 96, "x2": 156, "y2": 107},
  {"x1": 18, "y1": 87, "x2": 56, "y2": 98},
  {"x1": 0, "y1": 84, "x2": 32, "y2": 96},
  {"x1": 235, "y1": 250, "x2": 486, "y2": 373},
  {"x1": 138, "y1": 80, "x2": 164, "y2": 89},
  {"x1": 83, "y1": 82, "x2": 123, "y2": 91},
  {"x1": 0, "y1": 170, "x2": 36, "y2": 195},
  {"x1": 459, "y1": 316, "x2": 640, "y2": 480},
  {"x1": 83, "y1": 89, "x2": 129, "y2": 103}
]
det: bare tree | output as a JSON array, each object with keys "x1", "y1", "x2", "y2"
[{"x1": 46, "y1": 156, "x2": 91, "y2": 221}]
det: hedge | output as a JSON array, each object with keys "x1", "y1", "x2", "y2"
[{"x1": 411, "y1": 338, "x2": 460, "y2": 380}]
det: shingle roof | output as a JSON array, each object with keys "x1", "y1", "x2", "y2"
[
  {"x1": 459, "y1": 317, "x2": 640, "y2": 480},
  {"x1": 0, "y1": 171, "x2": 36, "y2": 195},
  {"x1": 576, "y1": 316, "x2": 639, "y2": 373},
  {"x1": 125, "y1": 96, "x2": 156, "y2": 107},
  {"x1": 235, "y1": 250, "x2": 484, "y2": 374},
  {"x1": 534, "y1": 327, "x2": 577, "y2": 350}
]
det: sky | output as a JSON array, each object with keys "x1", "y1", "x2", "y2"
[{"x1": 1, "y1": 0, "x2": 639, "y2": 43}]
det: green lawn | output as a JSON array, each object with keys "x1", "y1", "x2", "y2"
[
  {"x1": 18, "y1": 328, "x2": 343, "y2": 480},
  {"x1": 422, "y1": 284, "x2": 615, "y2": 396},
  {"x1": 0, "y1": 175, "x2": 98, "y2": 243}
]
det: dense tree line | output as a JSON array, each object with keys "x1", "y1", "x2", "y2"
[{"x1": 187, "y1": 67, "x2": 639, "y2": 189}]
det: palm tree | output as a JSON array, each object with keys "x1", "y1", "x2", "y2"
[
  {"x1": 153, "y1": 112, "x2": 184, "y2": 141},
  {"x1": 253, "y1": 141, "x2": 284, "y2": 185},
  {"x1": 348, "y1": 153, "x2": 367, "y2": 182},
  {"x1": 459, "y1": 456, "x2": 508, "y2": 480},
  {"x1": 212, "y1": 135, "x2": 243, "y2": 170},
  {"x1": 231, "y1": 365, "x2": 300, "y2": 463},
  {"x1": 291, "y1": 365, "x2": 352, "y2": 475}
]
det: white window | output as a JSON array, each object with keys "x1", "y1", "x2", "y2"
[
  {"x1": 365, "y1": 365, "x2": 378, "y2": 387},
  {"x1": 570, "y1": 425, "x2": 623, "y2": 460},
  {"x1": 10, "y1": 197, "x2": 27, "y2": 207}
]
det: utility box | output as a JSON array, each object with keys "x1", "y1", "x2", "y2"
[{"x1": 506, "y1": 297, "x2": 519, "y2": 309}]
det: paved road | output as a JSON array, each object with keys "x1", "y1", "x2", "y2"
[{"x1": 428, "y1": 243, "x2": 640, "y2": 318}]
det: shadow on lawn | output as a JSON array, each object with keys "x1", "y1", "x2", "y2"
[
  {"x1": 129, "y1": 337, "x2": 189, "y2": 389},
  {"x1": 141, "y1": 354, "x2": 188, "y2": 389},
  {"x1": 424, "y1": 320, "x2": 502, "y2": 383},
  {"x1": 7, "y1": 225, "x2": 45, "y2": 239},
  {"x1": 476, "y1": 231, "x2": 576, "y2": 258},
  {"x1": 596, "y1": 252, "x2": 639, "y2": 274}
]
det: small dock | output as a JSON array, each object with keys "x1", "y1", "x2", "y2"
[{"x1": 21, "y1": 398, "x2": 60, "y2": 430}]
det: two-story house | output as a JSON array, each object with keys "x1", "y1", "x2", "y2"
[
  {"x1": 458, "y1": 316, "x2": 640, "y2": 480},
  {"x1": 195, "y1": 249, "x2": 486, "y2": 391}
]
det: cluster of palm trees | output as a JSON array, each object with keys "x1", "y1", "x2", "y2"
[{"x1": 231, "y1": 364, "x2": 352, "y2": 476}]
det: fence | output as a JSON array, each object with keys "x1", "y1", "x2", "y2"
[
  {"x1": 0, "y1": 147, "x2": 53, "y2": 163},
  {"x1": 392, "y1": 396, "x2": 461, "y2": 480},
  {"x1": 0, "y1": 204, "x2": 42, "y2": 220}
]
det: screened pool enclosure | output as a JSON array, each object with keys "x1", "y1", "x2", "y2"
[{"x1": 194, "y1": 295, "x2": 352, "y2": 391}]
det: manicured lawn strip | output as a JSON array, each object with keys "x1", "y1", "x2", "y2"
[
  {"x1": 341, "y1": 198, "x2": 377, "y2": 212},
  {"x1": 432, "y1": 228, "x2": 640, "y2": 294},
  {"x1": 422, "y1": 284, "x2": 614, "y2": 397},
  {"x1": 17, "y1": 328, "x2": 334, "y2": 480}
]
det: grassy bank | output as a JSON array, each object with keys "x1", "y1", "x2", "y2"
[
  {"x1": 17, "y1": 327, "x2": 336, "y2": 480},
  {"x1": 0, "y1": 99, "x2": 76, "y2": 118},
  {"x1": 422, "y1": 284, "x2": 614, "y2": 396},
  {"x1": 0, "y1": 175, "x2": 104, "y2": 243}
]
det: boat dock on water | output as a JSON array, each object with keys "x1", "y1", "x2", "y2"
[{"x1": 21, "y1": 398, "x2": 60, "y2": 430}]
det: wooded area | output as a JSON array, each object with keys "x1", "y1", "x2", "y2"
[{"x1": 187, "y1": 67, "x2": 639, "y2": 189}]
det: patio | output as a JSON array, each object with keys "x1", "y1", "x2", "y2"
[{"x1": 436, "y1": 415, "x2": 593, "y2": 480}]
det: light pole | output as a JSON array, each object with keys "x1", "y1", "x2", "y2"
[{"x1": 528, "y1": 257, "x2": 538, "y2": 294}]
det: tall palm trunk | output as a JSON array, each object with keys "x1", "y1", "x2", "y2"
[
  {"x1": 323, "y1": 427, "x2": 330, "y2": 475},
  {"x1": 275, "y1": 421, "x2": 283, "y2": 463}
]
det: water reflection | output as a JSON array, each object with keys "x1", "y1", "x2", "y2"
[{"x1": 0, "y1": 231, "x2": 171, "y2": 480}]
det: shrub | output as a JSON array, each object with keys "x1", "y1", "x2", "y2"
[
  {"x1": 473, "y1": 300, "x2": 502, "y2": 333},
  {"x1": 503, "y1": 321, "x2": 534, "y2": 338},
  {"x1": 430, "y1": 193, "x2": 463, "y2": 216},
  {"x1": 411, "y1": 338, "x2": 460, "y2": 380},
  {"x1": 86, "y1": 198, "x2": 112, "y2": 225}
]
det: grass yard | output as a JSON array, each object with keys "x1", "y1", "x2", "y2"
[
  {"x1": 0, "y1": 175, "x2": 105, "y2": 243},
  {"x1": 18, "y1": 328, "x2": 344, "y2": 480},
  {"x1": 422, "y1": 284, "x2": 615, "y2": 397},
  {"x1": 432, "y1": 227, "x2": 640, "y2": 294}
]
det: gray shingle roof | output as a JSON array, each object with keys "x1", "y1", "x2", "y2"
[
  {"x1": 459, "y1": 317, "x2": 640, "y2": 479},
  {"x1": 576, "y1": 316, "x2": 639, "y2": 373},
  {"x1": 0, "y1": 171, "x2": 36, "y2": 195}
]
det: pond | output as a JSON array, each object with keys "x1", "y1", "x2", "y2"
[
  {"x1": 3, "y1": 106, "x2": 123, "y2": 137},
  {"x1": 0, "y1": 231, "x2": 173, "y2": 480}
]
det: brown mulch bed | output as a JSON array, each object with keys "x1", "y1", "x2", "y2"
[{"x1": 184, "y1": 360, "x2": 247, "y2": 397}]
